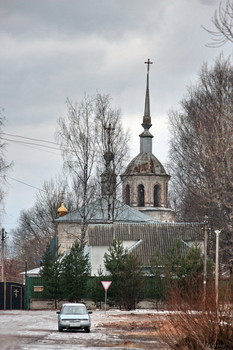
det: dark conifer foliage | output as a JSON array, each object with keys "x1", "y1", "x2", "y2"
[
  {"x1": 104, "y1": 240, "x2": 144, "y2": 310},
  {"x1": 40, "y1": 245, "x2": 63, "y2": 305},
  {"x1": 60, "y1": 241, "x2": 90, "y2": 302}
]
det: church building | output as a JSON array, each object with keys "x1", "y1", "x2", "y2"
[{"x1": 55, "y1": 60, "x2": 202, "y2": 276}]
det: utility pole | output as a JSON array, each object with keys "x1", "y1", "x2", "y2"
[
  {"x1": 1, "y1": 228, "x2": 7, "y2": 283},
  {"x1": 215, "y1": 230, "x2": 221, "y2": 307},
  {"x1": 203, "y1": 215, "x2": 209, "y2": 304}
]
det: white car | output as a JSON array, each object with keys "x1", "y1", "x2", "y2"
[{"x1": 57, "y1": 303, "x2": 92, "y2": 332}]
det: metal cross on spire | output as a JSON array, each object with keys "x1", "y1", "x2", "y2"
[{"x1": 144, "y1": 58, "x2": 153, "y2": 73}]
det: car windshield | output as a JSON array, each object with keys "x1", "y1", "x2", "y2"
[{"x1": 62, "y1": 306, "x2": 86, "y2": 315}]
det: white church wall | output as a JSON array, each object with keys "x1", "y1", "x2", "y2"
[
  {"x1": 89, "y1": 246, "x2": 109, "y2": 276},
  {"x1": 89, "y1": 240, "x2": 137, "y2": 276}
]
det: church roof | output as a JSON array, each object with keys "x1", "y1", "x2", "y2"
[
  {"x1": 54, "y1": 197, "x2": 158, "y2": 224},
  {"x1": 88, "y1": 222, "x2": 203, "y2": 266},
  {"x1": 122, "y1": 152, "x2": 168, "y2": 176}
]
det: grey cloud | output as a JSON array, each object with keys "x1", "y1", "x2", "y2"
[
  {"x1": 1, "y1": 0, "x2": 165, "y2": 39},
  {"x1": 0, "y1": 0, "x2": 231, "y2": 233}
]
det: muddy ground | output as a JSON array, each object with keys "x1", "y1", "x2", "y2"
[
  {"x1": 95, "y1": 311, "x2": 168, "y2": 349},
  {"x1": 0, "y1": 309, "x2": 170, "y2": 349}
]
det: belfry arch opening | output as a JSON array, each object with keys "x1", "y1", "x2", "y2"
[
  {"x1": 138, "y1": 184, "x2": 145, "y2": 207},
  {"x1": 125, "y1": 184, "x2": 130, "y2": 205},
  {"x1": 154, "y1": 184, "x2": 160, "y2": 207}
]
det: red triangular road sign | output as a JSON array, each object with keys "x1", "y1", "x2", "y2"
[{"x1": 101, "y1": 281, "x2": 112, "y2": 291}]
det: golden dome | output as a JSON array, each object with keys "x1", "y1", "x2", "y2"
[{"x1": 57, "y1": 202, "x2": 68, "y2": 217}]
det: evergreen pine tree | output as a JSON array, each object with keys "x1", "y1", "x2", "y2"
[
  {"x1": 60, "y1": 240, "x2": 90, "y2": 302},
  {"x1": 104, "y1": 240, "x2": 144, "y2": 310},
  {"x1": 151, "y1": 242, "x2": 212, "y2": 301},
  {"x1": 40, "y1": 244, "x2": 63, "y2": 304}
]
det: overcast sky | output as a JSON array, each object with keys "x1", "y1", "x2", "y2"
[{"x1": 0, "y1": 0, "x2": 232, "y2": 234}]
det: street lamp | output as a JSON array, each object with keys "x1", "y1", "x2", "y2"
[
  {"x1": 203, "y1": 215, "x2": 209, "y2": 303},
  {"x1": 215, "y1": 229, "x2": 221, "y2": 306}
]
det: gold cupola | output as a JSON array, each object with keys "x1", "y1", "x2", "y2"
[{"x1": 57, "y1": 202, "x2": 68, "y2": 217}]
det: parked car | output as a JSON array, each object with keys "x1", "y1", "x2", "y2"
[{"x1": 57, "y1": 303, "x2": 92, "y2": 332}]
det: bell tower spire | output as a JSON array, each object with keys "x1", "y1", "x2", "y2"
[
  {"x1": 142, "y1": 58, "x2": 153, "y2": 129},
  {"x1": 140, "y1": 58, "x2": 154, "y2": 153}
]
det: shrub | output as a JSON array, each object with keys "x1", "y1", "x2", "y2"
[{"x1": 158, "y1": 280, "x2": 233, "y2": 350}]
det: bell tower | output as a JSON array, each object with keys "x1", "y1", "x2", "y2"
[{"x1": 121, "y1": 60, "x2": 174, "y2": 222}]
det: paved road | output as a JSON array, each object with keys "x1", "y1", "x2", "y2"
[
  {"x1": 0, "y1": 309, "x2": 165, "y2": 350},
  {"x1": 0, "y1": 310, "x2": 116, "y2": 350}
]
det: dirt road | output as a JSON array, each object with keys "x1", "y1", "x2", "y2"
[{"x1": 0, "y1": 309, "x2": 168, "y2": 349}]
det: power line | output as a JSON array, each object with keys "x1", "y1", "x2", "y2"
[
  {"x1": 2, "y1": 134, "x2": 71, "y2": 153},
  {"x1": 2, "y1": 137, "x2": 61, "y2": 151},
  {"x1": 1, "y1": 132, "x2": 58, "y2": 145}
]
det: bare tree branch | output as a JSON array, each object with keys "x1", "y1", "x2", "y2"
[
  {"x1": 203, "y1": 0, "x2": 233, "y2": 47},
  {"x1": 12, "y1": 176, "x2": 73, "y2": 268},
  {"x1": 0, "y1": 110, "x2": 12, "y2": 216},
  {"x1": 168, "y1": 56, "x2": 233, "y2": 262},
  {"x1": 56, "y1": 93, "x2": 130, "y2": 246}
]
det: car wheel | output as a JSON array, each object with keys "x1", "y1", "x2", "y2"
[
  {"x1": 84, "y1": 327, "x2": 90, "y2": 333},
  {"x1": 58, "y1": 324, "x2": 63, "y2": 332}
]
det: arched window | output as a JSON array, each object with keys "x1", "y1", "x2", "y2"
[
  {"x1": 154, "y1": 185, "x2": 160, "y2": 207},
  {"x1": 138, "y1": 184, "x2": 145, "y2": 207},
  {"x1": 125, "y1": 184, "x2": 130, "y2": 205}
]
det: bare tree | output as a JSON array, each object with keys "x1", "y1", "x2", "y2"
[
  {"x1": 168, "y1": 56, "x2": 233, "y2": 262},
  {"x1": 95, "y1": 93, "x2": 130, "y2": 185},
  {"x1": 0, "y1": 111, "x2": 12, "y2": 216},
  {"x1": 204, "y1": 0, "x2": 233, "y2": 47},
  {"x1": 56, "y1": 96, "x2": 98, "y2": 247},
  {"x1": 12, "y1": 176, "x2": 73, "y2": 268},
  {"x1": 56, "y1": 94, "x2": 130, "y2": 245},
  {"x1": 94, "y1": 93, "x2": 130, "y2": 220}
]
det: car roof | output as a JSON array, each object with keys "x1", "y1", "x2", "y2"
[{"x1": 62, "y1": 303, "x2": 86, "y2": 307}]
